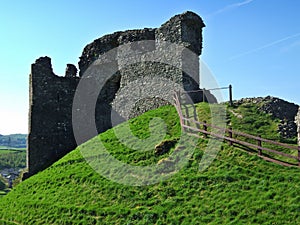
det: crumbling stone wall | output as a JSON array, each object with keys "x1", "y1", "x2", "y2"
[
  {"x1": 25, "y1": 11, "x2": 207, "y2": 178},
  {"x1": 25, "y1": 57, "x2": 80, "y2": 178}
]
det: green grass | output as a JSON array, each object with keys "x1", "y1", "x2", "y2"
[
  {"x1": 227, "y1": 102, "x2": 298, "y2": 164},
  {"x1": 228, "y1": 102, "x2": 280, "y2": 139},
  {"x1": 0, "y1": 104, "x2": 299, "y2": 224},
  {"x1": 0, "y1": 148, "x2": 25, "y2": 153}
]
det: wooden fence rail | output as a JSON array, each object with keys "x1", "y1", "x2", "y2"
[{"x1": 173, "y1": 91, "x2": 300, "y2": 167}]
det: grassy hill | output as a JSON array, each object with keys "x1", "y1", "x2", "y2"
[
  {"x1": 0, "y1": 102, "x2": 299, "y2": 224},
  {"x1": 0, "y1": 134, "x2": 27, "y2": 149}
]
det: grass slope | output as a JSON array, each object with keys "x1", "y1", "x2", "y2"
[{"x1": 0, "y1": 104, "x2": 299, "y2": 224}]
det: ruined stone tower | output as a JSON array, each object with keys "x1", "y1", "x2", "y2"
[{"x1": 25, "y1": 11, "x2": 207, "y2": 178}]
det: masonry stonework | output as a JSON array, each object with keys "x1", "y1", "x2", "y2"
[{"x1": 25, "y1": 11, "x2": 209, "y2": 178}]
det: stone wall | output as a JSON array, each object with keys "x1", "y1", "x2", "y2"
[{"x1": 25, "y1": 11, "x2": 207, "y2": 178}]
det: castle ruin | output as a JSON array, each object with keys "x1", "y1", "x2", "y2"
[{"x1": 25, "y1": 11, "x2": 208, "y2": 178}]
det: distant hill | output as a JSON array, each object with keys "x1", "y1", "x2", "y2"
[
  {"x1": 0, "y1": 134, "x2": 27, "y2": 148},
  {"x1": 0, "y1": 99, "x2": 299, "y2": 224}
]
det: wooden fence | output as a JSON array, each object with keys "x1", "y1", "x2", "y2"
[{"x1": 173, "y1": 91, "x2": 300, "y2": 167}]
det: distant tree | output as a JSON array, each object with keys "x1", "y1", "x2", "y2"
[
  {"x1": 8, "y1": 137, "x2": 11, "y2": 147},
  {"x1": 0, "y1": 176, "x2": 7, "y2": 190}
]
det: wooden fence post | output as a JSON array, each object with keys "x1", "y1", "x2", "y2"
[
  {"x1": 258, "y1": 135, "x2": 262, "y2": 156},
  {"x1": 203, "y1": 120, "x2": 207, "y2": 138},
  {"x1": 228, "y1": 127, "x2": 233, "y2": 146},
  {"x1": 194, "y1": 107, "x2": 200, "y2": 129},
  {"x1": 229, "y1": 84, "x2": 233, "y2": 106},
  {"x1": 298, "y1": 146, "x2": 300, "y2": 167},
  {"x1": 184, "y1": 99, "x2": 190, "y2": 127},
  {"x1": 175, "y1": 91, "x2": 184, "y2": 132}
]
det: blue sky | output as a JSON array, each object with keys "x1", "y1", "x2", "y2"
[{"x1": 0, "y1": 0, "x2": 299, "y2": 134}]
